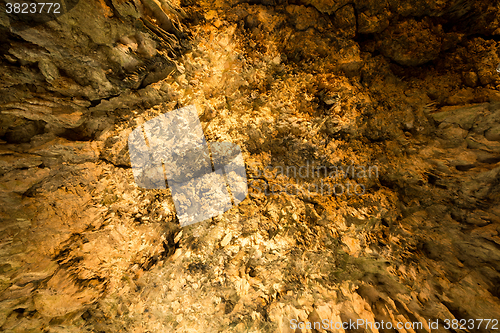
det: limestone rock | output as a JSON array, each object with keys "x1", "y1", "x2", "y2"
[
  {"x1": 378, "y1": 19, "x2": 443, "y2": 66},
  {"x1": 1, "y1": 0, "x2": 500, "y2": 331}
]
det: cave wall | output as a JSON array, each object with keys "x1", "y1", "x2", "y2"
[{"x1": 1, "y1": 0, "x2": 500, "y2": 331}]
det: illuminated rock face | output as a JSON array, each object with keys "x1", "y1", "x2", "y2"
[{"x1": 0, "y1": 0, "x2": 500, "y2": 331}]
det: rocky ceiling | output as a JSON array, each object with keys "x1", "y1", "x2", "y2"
[{"x1": 1, "y1": 0, "x2": 500, "y2": 332}]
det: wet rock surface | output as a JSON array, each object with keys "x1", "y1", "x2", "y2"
[{"x1": 1, "y1": 0, "x2": 500, "y2": 332}]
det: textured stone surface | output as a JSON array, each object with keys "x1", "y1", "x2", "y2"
[
  {"x1": 0, "y1": 0, "x2": 500, "y2": 332},
  {"x1": 377, "y1": 18, "x2": 443, "y2": 66}
]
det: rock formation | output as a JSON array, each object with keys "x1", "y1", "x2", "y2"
[{"x1": 1, "y1": 0, "x2": 499, "y2": 331}]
